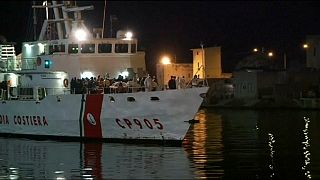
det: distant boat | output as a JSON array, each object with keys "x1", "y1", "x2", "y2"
[{"x1": 0, "y1": 1, "x2": 208, "y2": 145}]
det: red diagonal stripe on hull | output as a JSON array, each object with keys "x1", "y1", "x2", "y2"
[{"x1": 83, "y1": 94, "x2": 104, "y2": 138}]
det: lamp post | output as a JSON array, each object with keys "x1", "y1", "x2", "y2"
[
  {"x1": 161, "y1": 56, "x2": 171, "y2": 90},
  {"x1": 200, "y1": 42, "x2": 205, "y2": 79},
  {"x1": 303, "y1": 43, "x2": 309, "y2": 68}
]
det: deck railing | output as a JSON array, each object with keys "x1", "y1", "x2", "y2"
[{"x1": 0, "y1": 83, "x2": 208, "y2": 102}]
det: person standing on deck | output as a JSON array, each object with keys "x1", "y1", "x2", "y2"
[
  {"x1": 144, "y1": 74, "x2": 153, "y2": 91},
  {"x1": 192, "y1": 75, "x2": 198, "y2": 87},
  {"x1": 179, "y1": 76, "x2": 186, "y2": 89},
  {"x1": 168, "y1": 76, "x2": 176, "y2": 89}
]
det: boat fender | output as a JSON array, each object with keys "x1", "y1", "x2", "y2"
[
  {"x1": 36, "y1": 57, "x2": 42, "y2": 66},
  {"x1": 63, "y1": 79, "x2": 69, "y2": 87}
]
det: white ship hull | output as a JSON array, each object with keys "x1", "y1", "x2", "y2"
[
  {"x1": 0, "y1": 1, "x2": 209, "y2": 145},
  {"x1": 0, "y1": 87, "x2": 208, "y2": 144}
]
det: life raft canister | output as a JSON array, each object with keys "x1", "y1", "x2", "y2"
[
  {"x1": 36, "y1": 57, "x2": 42, "y2": 66},
  {"x1": 63, "y1": 79, "x2": 69, "y2": 87}
]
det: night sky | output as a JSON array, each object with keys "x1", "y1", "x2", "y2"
[{"x1": 1, "y1": 1, "x2": 320, "y2": 74}]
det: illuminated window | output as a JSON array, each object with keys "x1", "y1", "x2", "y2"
[
  {"x1": 81, "y1": 44, "x2": 95, "y2": 53},
  {"x1": 68, "y1": 44, "x2": 78, "y2": 54}
]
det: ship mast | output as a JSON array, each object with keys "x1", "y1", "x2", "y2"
[
  {"x1": 62, "y1": 1, "x2": 71, "y2": 38},
  {"x1": 32, "y1": 1, "x2": 94, "y2": 41},
  {"x1": 52, "y1": 1, "x2": 63, "y2": 40},
  {"x1": 102, "y1": 0, "x2": 107, "y2": 38},
  {"x1": 32, "y1": 1, "x2": 37, "y2": 41}
]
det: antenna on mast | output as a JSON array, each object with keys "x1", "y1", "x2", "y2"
[
  {"x1": 102, "y1": 0, "x2": 107, "y2": 38},
  {"x1": 33, "y1": 1, "x2": 37, "y2": 41}
]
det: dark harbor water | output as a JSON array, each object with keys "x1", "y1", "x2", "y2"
[{"x1": 0, "y1": 108, "x2": 319, "y2": 179}]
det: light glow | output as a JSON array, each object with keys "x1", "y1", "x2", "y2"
[
  {"x1": 118, "y1": 70, "x2": 129, "y2": 78},
  {"x1": 122, "y1": 70, "x2": 129, "y2": 77},
  {"x1": 268, "y1": 52, "x2": 273, "y2": 57},
  {"x1": 24, "y1": 44, "x2": 32, "y2": 55},
  {"x1": 125, "y1": 32, "x2": 132, "y2": 39},
  {"x1": 75, "y1": 29, "x2": 87, "y2": 41},
  {"x1": 81, "y1": 71, "x2": 94, "y2": 79},
  {"x1": 161, "y1": 56, "x2": 171, "y2": 65},
  {"x1": 303, "y1": 44, "x2": 309, "y2": 49},
  {"x1": 38, "y1": 43, "x2": 45, "y2": 54},
  {"x1": 123, "y1": 31, "x2": 133, "y2": 40}
]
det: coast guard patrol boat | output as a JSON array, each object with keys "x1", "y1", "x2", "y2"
[{"x1": 0, "y1": 1, "x2": 208, "y2": 145}]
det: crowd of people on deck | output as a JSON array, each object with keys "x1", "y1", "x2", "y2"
[
  {"x1": 1, "y1": 73, "x2": 202, "y2": 96},
  {"x1": 167, "y1": 75, "x2": 201, "y2": 89},
  {"x1": 69, "y1": 73, "x2": 203, "y2": 94},
  {"x1": 70, "y1": 74, "x2": 159, "y2": 94}
]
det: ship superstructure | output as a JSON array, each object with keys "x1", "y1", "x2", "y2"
[{"x1": 21, "y1": 1, "x2": 146, "y2": 80}]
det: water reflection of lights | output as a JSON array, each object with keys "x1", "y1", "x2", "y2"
[
  {"x1": 268, "y1": 133, "x2": 275, "y2": 178},
  {"x1": 8, "y1": 167, "x2": 19, "y2": 180},
  {"x1": 302, "y1": 116, "x2": 311, "y2": 179},
  {"x1": 54, "y1": 170, "x2": 66, "y2": 180},
  {"x1": 193, "y1": 109, "x2": 208, "y2": 173},
  {"x1": 82, "y1": 174, "x2": 94, "y2": 180},
  {"x1": 187, "y1": 109, "x2": 224, "y2": 178}
]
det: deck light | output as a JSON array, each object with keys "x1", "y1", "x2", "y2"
[
  {"x1": 123, "y1": 31, "x2": 133, "y2": 40},
  {"x1": 81, "y1": 71, "x2": 94, "y2": 79},
  {"x1": 122, "y1": 70, "x2": 129, "y2": 77},
  {"x1": 75, "y1": 29, "x2": 87, "y2": 41}
]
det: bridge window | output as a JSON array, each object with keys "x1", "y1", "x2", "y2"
[
  {"x1": 81, "y1": 44, "x2": 95, "y2": 53},
  {"x1": 115, "y1": 44, "x2": 128, "y2": 53},
  {"x1": 98, "y1": 43, "x2": 112, "y2": 53},
  {"x1": 68, "y1": 44, "x2": 78, "y2": 54},
  {"x1": 49, "y1": 44, "x2": 65, "y2": 54}
]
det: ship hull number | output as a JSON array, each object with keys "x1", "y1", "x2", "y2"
[{"x1": 115, "y1": 118, "x2": 164, "y2": 130}]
